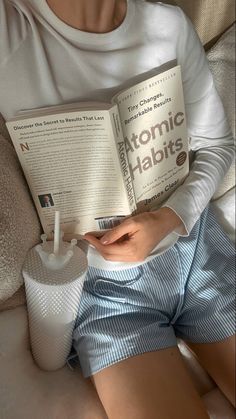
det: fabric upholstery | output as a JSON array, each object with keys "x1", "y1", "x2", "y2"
[
  {"x1": 0, "y1": 284, "x2": 26, "y2": 312},
  {"x1": 150, "y1": 0, "x2": 235, "y2": 46},
  {"x1": 0, "y1": 127, "x2": 41, "y2": 303},
  {"x1": 174, "y1": 0, "x2": 235, "y2": 46},
  {"x1": 202, "y1": 389, "x2": 236, "y2": 419},
  {"x1": 0, "y1": 305, "x2": 235, "y2": 419},
  {"x1": 0, "y1": 306, "x2": 108, "y2": 419},
  {"x1": 207, "y1": 24, "x2": 236, "y2": 200}
]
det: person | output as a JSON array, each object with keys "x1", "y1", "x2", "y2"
[
  {"x1": 42, "y1": 195, "x2": 52, "y2": 208},
  {"x1": 0, "y1": 1, "x2": 235, "y2": 418}
]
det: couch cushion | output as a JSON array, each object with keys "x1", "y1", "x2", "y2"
[
  {"x1": 0, "y1": 284, "x2": 26, "y2": 312},
  {"x1": 0, "y1": 306, "x2": 108, "y2": 419},
  {"x1": 158, "y1": 0, "x2": 235, "y2": 46},
  {"x1": 177, "y1": 0, "x2": 235, "y2": 46},
  {"x1": 0, "y1": 306, "x2": 235, "y2": 419},
  {"x1": 0, "y1": 121, "x2": 41, "y2": 303},
  {"x1": 207, "y1": 24, "x2": 236, "y2": 200},
  {"x1": 203, "y1": 389, "x2": 236, "y2": 419},
  {"x1": 206, "y1": 24, "x2": 235, "y2": 243}
]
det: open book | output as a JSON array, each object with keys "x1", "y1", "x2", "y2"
[{"x1": 6, "y1": 63, "x2": 189, "y2": 235}]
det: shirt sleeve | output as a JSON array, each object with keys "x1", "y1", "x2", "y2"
[{"x1": 163, "y1": 7, "x2": 234, "y2": 236}]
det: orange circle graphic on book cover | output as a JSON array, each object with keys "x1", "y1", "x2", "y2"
[{"x1": 176, "y1": 151, "x2": 187, "y2": 166}]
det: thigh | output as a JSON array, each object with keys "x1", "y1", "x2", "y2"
[
  {"x1": 92, "y1": 347, "x2": 209, "y2": 419},
  {"x1": 186, "y1": 335, "x2": 236, "y2": 407}
]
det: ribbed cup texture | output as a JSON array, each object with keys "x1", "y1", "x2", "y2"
[{"x1": 23, "y1": 243, "x2": 87, "y2": 371}]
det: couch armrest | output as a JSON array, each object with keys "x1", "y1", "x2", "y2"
[{"x1": 149, "y1": 0, "x2": 235, "y2": 46}]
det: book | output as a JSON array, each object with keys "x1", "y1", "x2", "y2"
[{"x1": 6, "y1": 62, "x2": 189, "y2": 236}]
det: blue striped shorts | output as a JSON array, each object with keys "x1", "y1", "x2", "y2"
[{"x1": 72, "y1": 205, "x2": 235, "y2": 377}]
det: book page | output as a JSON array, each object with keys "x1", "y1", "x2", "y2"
[
  {"x1": 113, "y1": 66, "x2": 189, "y2": 212},
  {"x1": 7, "y1": 110, "x2": 132, "y2": 234}
]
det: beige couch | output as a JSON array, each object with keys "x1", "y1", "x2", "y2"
[{"x1": 0, "y1": 1, "x2": 235, "y2": 418}]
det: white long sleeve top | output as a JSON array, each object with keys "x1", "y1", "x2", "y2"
[{"x1": 0, "y1": 0, "x2": 234, "y2": 270}]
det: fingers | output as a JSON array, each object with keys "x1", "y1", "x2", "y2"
[
  {"x1": 84, "y1": 232, "x2": 144, "y2": 262},
  {"x1": 84, "y1": 212, "x2": 166, "y2": 262},
  {"x1": 99, "y1": 219, "x2": 138, "y2": 245},
  {"x1": 85, "y1": 218, "x2": 137, "y2": 246},
  {"x1": 84, "y1": 233, "x2": 129, "y2": 254}
]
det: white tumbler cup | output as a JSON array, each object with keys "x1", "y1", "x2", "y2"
[{"x1": 22, "y1": 239, "x2": 88, "y2": 371}]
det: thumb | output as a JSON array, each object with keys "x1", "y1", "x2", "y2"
[{"x1": 100, "y1": 220, "x2": 132, "y2": 245}]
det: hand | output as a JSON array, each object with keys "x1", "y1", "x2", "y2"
[{"x1": 84, "y1": 207, "x2": 183, "y2": 262}]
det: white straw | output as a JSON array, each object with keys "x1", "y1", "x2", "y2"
[{"x1": 54, "y1": 211, "x2": 60, "y2": 255}]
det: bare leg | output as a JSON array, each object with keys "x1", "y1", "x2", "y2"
[
  {"x1": 186, "y1": 335, "x2": 236, "y2": 407},
  {"x1": 91, "y1": 346, "x2": 209, "y2": 419}
]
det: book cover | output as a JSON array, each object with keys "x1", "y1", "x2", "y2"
[{"x1": 6, "y1": 64, "x2": 189, "y2": 235}]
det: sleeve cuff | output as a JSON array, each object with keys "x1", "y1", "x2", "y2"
[{"x1": 161, "y1": 203, "x2": 189, "y2": 237}]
